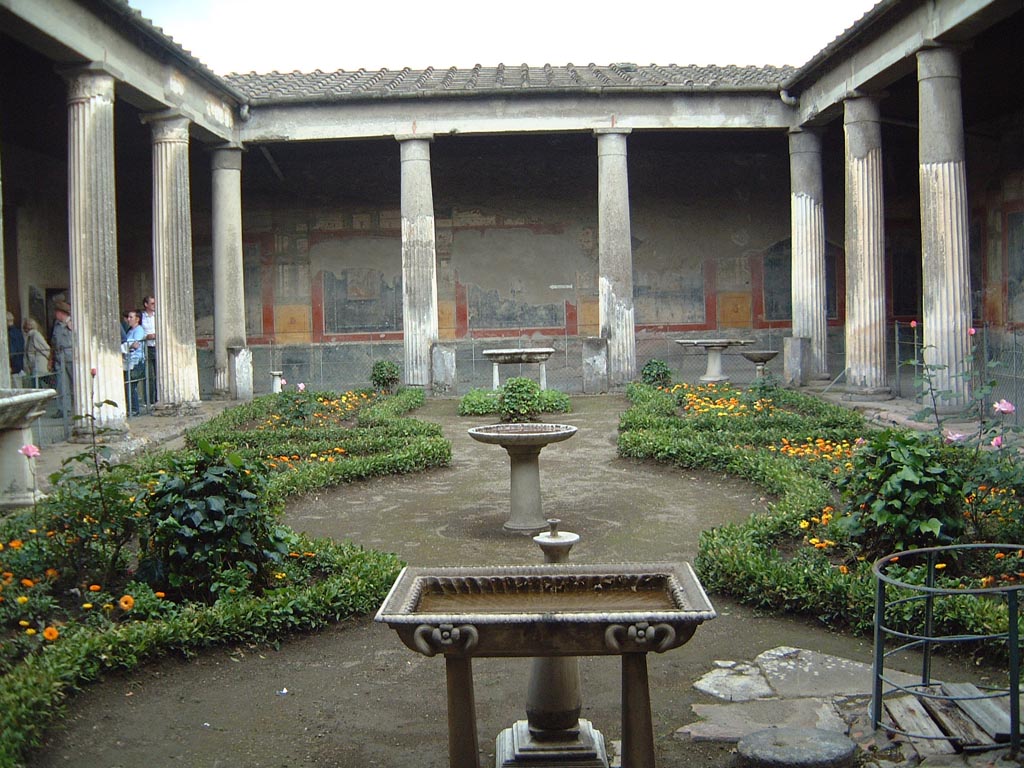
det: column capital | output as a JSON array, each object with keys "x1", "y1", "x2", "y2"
[
  {"x1": 916, "y1": 44, "x2": 962, "y2": 81},
  {"x1": 843, "y1": 93, "x2": 882, "y2": 125},
  {"x1": 211, "y1": 145, "x2": 244, "y2": 171},
  {"x1": 788, "y1": 127, "x2": 822, "y2": 155},
  {"x1": 142, "y1": 111, "x2": 191, "y2": 142},
  {"x1": 59, "y1": 64, "x2": 119, "y2": 103}
]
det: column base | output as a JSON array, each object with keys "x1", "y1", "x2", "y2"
[
  {"x1": 842, "y1": 386, "x2": 893, "y2": 402},
  {"x1": 153, "y1": 401, "x2": 201, "y2": 417},
  {"x1": 496, "y1": 719, "x2": 608, "y2": 768}
]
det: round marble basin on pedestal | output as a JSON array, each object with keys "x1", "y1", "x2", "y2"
[
  {"x1": 468, "y1": 423, "x2": 577, "y2": 534},
  {"x1": 0, "y1": 388, "x2": 58, "y2": 510},
  {"x1": 676, "y1": 339, "x2": 753, "y2": 383},
  {"x1": 741, "y1": 349, "x2": 779, "y2": 378}
]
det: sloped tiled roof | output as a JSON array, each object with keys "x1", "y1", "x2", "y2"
[{"x1": 226, "y1": 63, "x2": 796, "y2": 104}]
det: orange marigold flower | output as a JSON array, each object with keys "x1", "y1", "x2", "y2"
[
  {"x1": 155, "y1": 592, "x2": 166, "y2": 599},
  {"x1": 838, "y1": 565, "x2": 849, "y2": 574},
  {"x1": 119, "y1": 594, "x2": 135, "y2": 611},
  {"x1": 43, "y1": 626, "x2": 60, "y2": 641},
  {"x1": 89, "y1": 584, "x2": 102, "y2": 592},
  {"x1": 995, "y1": 552, "x2": 1006, "y2": 559},
  {"x1": 45, "y1": 568, "x2": 59, "y2": 579},
  {"x1": 20, "y1": 578, "x2": 35, "y2": 588},
  {"x1": 9, "y1": 540, "x2": 23, "y2": 549}
]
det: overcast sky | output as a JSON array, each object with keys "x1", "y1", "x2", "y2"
[{"x1": 127, "y1": 0, "x2": 881, "y2": 75}]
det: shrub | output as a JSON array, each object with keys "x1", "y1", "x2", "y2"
[
  {"x1": 141, "y1": 441, "x2": 290, "y2": 602},
  {"x1": 640, "y1": 358, "x2": 672, "y2": 388},
  {"x1": 498, "y1": 377, "x2": 542, "y2": 422},
  {"x1": 370, "y1": 359, "x2": 401, "y2": 393}
]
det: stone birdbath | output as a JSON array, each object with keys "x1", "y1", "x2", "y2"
[
  {"x1": 468, "y1": 422, "x2": 577, "y2": 534},
  {"x1": 741, "y1": 349, "x2": 779, "y2": 379},
  {"x1": 375, "y1": 562, "x2": 716, "y2": 768},
  {"x1": 0, "y1": 387, "x2": 58, "y2": 509},
  {"x1": 675, "y1": 338, "x2": 753, "y2": 383}
]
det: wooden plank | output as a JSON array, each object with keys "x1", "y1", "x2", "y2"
[
  {"x1": 943, "y1": 682, "x2": 1020, "y2": 742},
  {"x1": 884, "y1": 696, "x2": 957, "y2": 756},
  {"x1": 918, "y1": 686, "x2": 992, "y2": 747}
]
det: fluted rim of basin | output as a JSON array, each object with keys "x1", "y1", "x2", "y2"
[
  {"x1": 375, "y1": 562, "x2": 716, "y2": 625},
  {"x1": 468, "y1": 423, "x2": 577, "y2": 446},
  {"x1": 0, "y1": 388, "x2": 59, "y2": 429}
]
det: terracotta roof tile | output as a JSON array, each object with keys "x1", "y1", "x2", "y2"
[{"x1": 226, "y1": 63, "x2": 795, "y2": 104}]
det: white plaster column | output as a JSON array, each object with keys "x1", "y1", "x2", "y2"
[
  {"x1": 65, "y1": 67, "x2": 127, "y2": 429},
  {"x1": 843, "y1": 95, "x2": 889, "y2": 395},
  {"x1": 397, "y1": 136, "x2": 438, "y2": 388},
  {"x1": 211, "y1": 146, "x2": 248, "y2": 397},
  {"x1": 789, "y1": 128, "x2": 829, "y2": 379},
  {"x1": 145, "y1": 113, "x2": 200, "y2": 409},
  {"x1": 595, "y1": 129, "x2": 636, "y2": 387},
  {"x1": 918, "y1": 46, "x2": 972, "y2": 406}
]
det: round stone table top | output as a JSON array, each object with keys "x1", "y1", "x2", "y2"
[
  {"x1": 481, "y1": 348, "x2": 556, "y2": 363},
  {"x1": 675, "y1": 339, "x2": 754, "y2": 348}
]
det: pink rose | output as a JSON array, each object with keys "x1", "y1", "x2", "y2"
[
  {"x1": 968, "y1": 327, "x2": 977, "y2": 336},
  {"x1": 910, "y1": 320, "x2": 917, "y2": 328},
  {"x1": 297, "y1": 383, "x2": 306, "y2": 392},
  {"x1": 280, "y1": 378, "x2": 287, "y2": 386},
  {"x1": 991, "y1": 435, "x2": 1004, "y2": 449},
  {"x1": 943, "y1": 430, "x2": 965, "y2": 444},
  {"x1": 90, "y1": 367, "x2": 97, "y2": 377},
  {"x1": 18, "y1": 444, "x2": 41, "y2": 459},
  {"x1": 993, "y1": 399, "x2": 1016, "y2": 415}
]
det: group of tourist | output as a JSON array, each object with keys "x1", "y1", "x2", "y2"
[{"x1": 6, "y1": 295, "x2": 157, "y2": 418}]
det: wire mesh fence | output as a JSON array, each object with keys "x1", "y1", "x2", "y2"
[{"x1": 18, "y1": 323, "x2": 1023, "y2": 447}]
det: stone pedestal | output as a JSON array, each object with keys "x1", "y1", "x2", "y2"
[
  {"x1": 271, "y1": 370, "x2": 284, "y2": 393},
  {"x1": 783, "y1": 337, "x2": 810, "y2": 387},
  {"x1": 582, "y1": 338, "x2": 609, "y2": 394},
  {"x1": 431, "y1": 344, "x2": 456, "y2": 395},
  {"x1": 496, "y1": 719, "x2": 607, "y2": 768},
  {"x1": 228, "y1": 346, "x2": 253, "y2": 401}
]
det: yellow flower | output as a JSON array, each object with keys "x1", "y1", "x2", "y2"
[
  {"x1": 25, "y1": 628, "x2": 37, "y2": 636},
  {"x1": 102, "y1": 603, "x2": 114, "y2": 612},
  {"x1": 82, "y1": 603, "x2": 93, "y2": 609},
  {"x1": 934, "y1": 563, "x2": 947, "y2": 570},
  {"x1": 798, "y1": 520, "x2": 810, "y2": 529},
  {"x1": 18, "y1": 620, "x2": 29, "y2": 627},
  {"x1": 17, "y1": 595, "x2": 28, "y2": 604}
]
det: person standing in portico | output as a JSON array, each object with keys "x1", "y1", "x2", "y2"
[
  {"x1": 50, "y1": 300, "x2": 74, "y2": 415},
  {"x1": 141, "y1": 294, "x2": 157, "y2": 404}
]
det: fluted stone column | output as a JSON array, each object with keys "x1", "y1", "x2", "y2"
[
  {"x1": 843, "y1": 95, "x2": 889, "y2": 395},
  {"x1": 65, "y1": 67, "x2": 126, "y2": 429},
  {"x1": 0, "y1": 139, "x2": 8, "y2": 389},
  {"x1": 146, "y1": 113, "x2": 200, "y2": 410},
  {"x1": 212, "y1": 146, "x2": 248, "y2": 397},
  {"x1": 397, "y1": 136, "x2": 438, "y2": 388},
  {"x1": 789, "y1": 128, "x2": 829, "y2": 379},
  {"x1": 919, "y1": 46, "x2": 972, "y2": 407},
  {"x1": 595, "y1": 129, "x2": 636, "y2": 386}
]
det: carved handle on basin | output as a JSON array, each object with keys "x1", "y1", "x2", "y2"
[
  {"x1": 605, "y1": 622, "x2": 677, "y2": 653},
  {"x1": 412, "y1": 623, "x2": 480, "y2": 657}
]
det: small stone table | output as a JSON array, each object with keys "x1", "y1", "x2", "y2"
[
  {"x1": 675, "y1": 339, "x2": 754, "y2": 383},
  {"x1": 482, "y1": 348, "x2": 556, "y2": 390}
]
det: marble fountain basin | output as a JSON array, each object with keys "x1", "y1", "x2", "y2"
[
  {"x1": 741, "y1": 350, "x2": 780, "y2": 364},
  {"x1": 375, "y1": 562, "x2": 716, "y2": 658},
  {"x1": 467, "y1": 422, "x2": 577, "y2": 447},
  {"x1": 481, "y1": 348, "x2": 556, "y2": 364},
  {"x1": 0, "y1": 388, "x2": 57, "y2": 429}
]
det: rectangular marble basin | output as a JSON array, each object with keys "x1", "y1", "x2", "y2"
[{"x1": 375, "y1": 563, "x2": 716, "y2": 658}]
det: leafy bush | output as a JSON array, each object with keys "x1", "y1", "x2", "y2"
[
  {"x1": 459, "y1": 385, "x2": 571, "y2": 418},
  {"x1": 370, "y1": 359, "x2": 401, "y2": 393},
  {"x1": 640, "y1": 358, "x2": 672, "y2": 388},
  {"x1": 142, "y1": 440, "x2": 290, "y2": 602},
  {"x1": 498, "y1": 377, "x2": 542, "y2": 422}
]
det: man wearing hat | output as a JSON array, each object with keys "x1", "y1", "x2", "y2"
[{"x1": 50, "y1": 300, "x2": 73, "y2": 413}]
